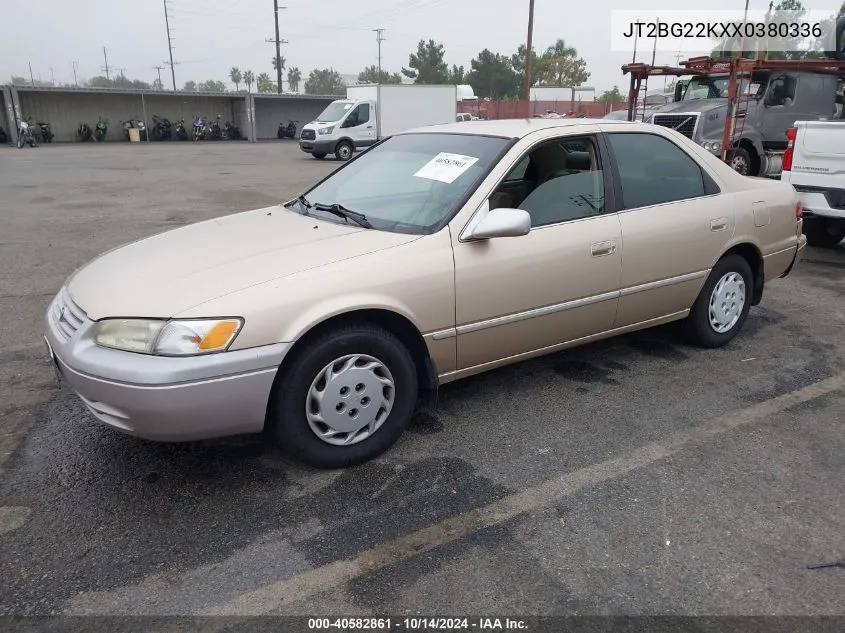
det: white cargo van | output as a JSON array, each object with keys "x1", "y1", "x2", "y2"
[{"x1": 299, "y1": 84, "x2": 457, "y2": 161}]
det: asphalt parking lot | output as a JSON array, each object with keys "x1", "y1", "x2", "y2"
[{"x1": 1, "y1": 142, "x2": 844, "y2": 618}]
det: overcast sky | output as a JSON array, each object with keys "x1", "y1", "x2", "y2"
[{"x1": 1, "y1": 0, "x2": 830, "y2": 94}]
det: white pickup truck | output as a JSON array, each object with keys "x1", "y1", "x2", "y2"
[{"x1": 780, "y1": 121, "x2": 845, "y2": 248}]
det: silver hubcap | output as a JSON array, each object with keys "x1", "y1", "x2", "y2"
[
  {"x1": 339, "y1": 145, "x2": 351, "y2": 159},
  {"x1": 730, "y1": 156, "x2": 748, "y2": 174},
  {"x1": 306, "y1": 354, "x2": 395, "y2": 446},
  {"x1": 708, "y1": 272, "x2": 745, "y2": 333}
]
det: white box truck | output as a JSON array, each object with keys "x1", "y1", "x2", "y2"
[{"x1": 298, "y1": 84, "x2": 458, "y2": 161}]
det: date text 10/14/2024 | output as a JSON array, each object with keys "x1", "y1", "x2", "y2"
[{"x1": 308, "y1": 618, "x2": 528, "y2": 631}]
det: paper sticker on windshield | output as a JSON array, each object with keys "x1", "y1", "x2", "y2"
[{"x1": 413, "y1": 153, "x2": 479, "y2": 184}]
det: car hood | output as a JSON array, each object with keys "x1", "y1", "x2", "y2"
[
  {"x1": 66, "y1": 206, "x2": 419, "y2": 320},
  {"x1": 650, "y1": 99, "x2": 727, "y2": 115}
]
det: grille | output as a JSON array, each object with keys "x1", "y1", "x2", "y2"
[
  {"x1": 50, "y1": 287, "x2": 87, "y2": 340},
  {"x1": 651, "y1": 113, "x2": 699, "y2": 139},
  {"x1": 300, "y1": 129, "x2": 316, "y2": 141}
]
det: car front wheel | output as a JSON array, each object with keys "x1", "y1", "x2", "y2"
[
  {"x1": 685, "y1": 254, "x2": 753, "y2": 347},
  {"x1": 268, "y1": 324, "x2": 418, "y2": 468}
]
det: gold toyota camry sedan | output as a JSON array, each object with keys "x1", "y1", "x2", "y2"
[{"x1": 44, "y1": 119, "x2": 807, "y2": 468}]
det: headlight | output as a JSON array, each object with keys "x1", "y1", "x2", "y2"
[
  {"x1": 702, "y1": 141, "x2": 722, "y2": 152},
  {"x1": 94, "y1": 318, "x2": 243, "y2": 356},
  {"x1": 317, "y1": 126, "x2": 334, "y2": 135}
]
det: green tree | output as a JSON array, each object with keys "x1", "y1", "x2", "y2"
[
  {"x1": 511, "y1": 44, "x2": 541, "y2": 77},
  {"x1": 198, "y1": 79, "x2": 226, "y2": 92},
  {"x1": 466, "y1": 49, "x2": 520, "y2": 99},
  {"x1": 448, "y1": 64, "x2": 466, "y2": 84},
  {"x1": 598, "y1": 86, "x2": 624, "y2": 102},
  {"x1": 401, "y1": 39, "x2": 449, "y2": 83},
  {"x1": 272, "y1": 55, "x2": 286, "y2": 91},
  {"x1": 183, "y1": 80, "x2": 198, "y2": 91},
  {"x1": 304, "y1": 68, "x2": 347, "y2": 95},
  {"x1": 243, "y1": 71, "x2": 254, "y2": 93},
  {"x1": 256, "y1": 72, "x2": 275, "y2": 93},
  {"x1": 230, "y1": 67, "x2": 242, "y2": 91},
  {"x1": 537, "y1": 39, "x2": 589, "y2": 88},
  {"x1": 287, "y1": 66, "x2": 302, "y2": 92},
  {"x1": 11, "y1": 74, "x2": 51, "y2": 86},
  {"x1": 153, "y1": 78, "x2": 164, "y2": 90},
  {"x1": 357, "y1": 65, "x2": 403, "y2": 84}
]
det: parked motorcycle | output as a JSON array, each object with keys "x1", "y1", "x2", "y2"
[
  {"x1": 78, "y1": 122, "x2": 92, "y2": 142},
  {"x1": 94, "y1": 117, "x2": 108, "y2": 142},
  {"x1": 17, "y1": 117, "x2": 38, "y2": 148},
  {"x1": 210, "y1": 115, "x2": 223, "y2": 140},
  {"x1": 120, "y1": 118, "x2": 147, "y2": 141},
  {"x1": 223, "y1": 120, "x2": 241, "y2": 140},
  {"x1": 278, "y1": 119, "x2": 298, "y2": 139},
  {"x1": 174, "y1": 119, "x2": 188, "y2": 140},
  {"x1": 191, "y1": 116, "x2": 205, "y2": 141},
  {"x1": 151, "y1": 115, "x2": 172, "y2": 141},
  {"x1": 36, "y1": 121, "x2": 54, "y2": 143}
]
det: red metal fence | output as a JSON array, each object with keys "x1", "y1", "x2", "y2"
[{"x1": 458, "y1": 99, "x2": 630, "y2": 119}]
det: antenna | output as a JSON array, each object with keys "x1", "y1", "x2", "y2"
[
  {"x1": 163, "y1": 0, "x2": 178, "y2": 90},
  {"x1": 373, "y1": 28, "x2": 386, "y2": 78},
  {"x1": 101, "y1": 46, "x2": 111, "y2": 80},
  {"x1": 266, "y1": 1, "x2": 289, "y2": 94}
]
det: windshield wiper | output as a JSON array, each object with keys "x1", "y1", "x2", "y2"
[{"x1": 313, "y1": 202, "x2": 373, "y2": 229}]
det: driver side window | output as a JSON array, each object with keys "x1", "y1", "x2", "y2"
[
  {"x1": 489, "y1": 136, "x2": 605, "y2": 228},
  {"x1": 343, "y1": 104, "x2": 370, "y2": 128},
  {"x1": 765, "y1": 76, "x2": 797, "y2": 107}
]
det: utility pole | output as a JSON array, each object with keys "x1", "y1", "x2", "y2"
[
  {"x1": 266, "y1": 2, "x2": 288, "y2": 94},
  {"x1": 101, "y1": 46, "x2": 111, "y2": 80},
  {"x1": 51, "y1": 68, "x2": 55, "y2": 86},
  {"x1": 374, "y1": 28, "x2": 386, "y2": 79},
  {"x1": 28, "y1": 62, "x2": 34, "y2": 86},
  {"x1": 71, "y1": 61, "x2": 78, "y2": 86},
  {"x1": 522, "y1": 0, "x2": 535, "y2": 110},
  {"x1": 163, "y1": 0, "x2": 177, "y2": 90},
  {"x1": 153, "y1": 65, "x2": 165, "y2": 88}
]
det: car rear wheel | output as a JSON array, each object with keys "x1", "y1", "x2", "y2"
[
  {"x1": 268, "y1": 324, "x2": 418, "y2": 468},
  {"x1": 803, "y1": 217, "x2": 845, "y2": 248},
  {"x1": 685, "y1": 254, "x2": 753, "y2": 348}
]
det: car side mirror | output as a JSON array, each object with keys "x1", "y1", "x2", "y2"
[{"x1": 465, "y1": 206, "x2": 531, "y2": 240}]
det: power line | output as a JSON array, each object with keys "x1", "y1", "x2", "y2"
[
  {"x1": 266, "y1": 1, "x2": 288, "y2": 94},
  {"x1": 374, "y1": 28, "x2": 386, "y2": 77},
  {"x1": 163, "y1": 0, "x2": 178, "y2": 90}
]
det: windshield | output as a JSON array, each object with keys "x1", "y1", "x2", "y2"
[
  {"x1": 682, "y1": 76, "x2": 729, "y2": 101},
  {"x1": 315, "y1": 101, "x2": 354, "y2": 122},
  {"x1": 296, "y1": 133, "x2": 511, "y2": 234}
]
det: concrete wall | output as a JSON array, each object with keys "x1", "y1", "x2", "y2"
[
  {"x1": 253, "y1": 95, "x2": 334, "y2": 139},
  {"x1": 16, "y1": 90, "x2": 246, "y2": 142}
]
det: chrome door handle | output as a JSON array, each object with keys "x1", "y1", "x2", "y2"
[
  {"x1": 710, "y1": 217, "x2": 728, "y2": 231},
  {"x1": 591, "y1": 240, "x2": 616, "y2": 257}
]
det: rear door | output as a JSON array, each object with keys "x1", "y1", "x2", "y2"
[
  {"x1": 790, "y1": 121, "x2": 845, "y2": 186},
  {"x1": 601, "y1": 128, "x2": 733, "y2": 327}
]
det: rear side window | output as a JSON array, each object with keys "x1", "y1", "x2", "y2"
[{"x1": 607, "y1": 133, "x2": 707, "y2": 209}]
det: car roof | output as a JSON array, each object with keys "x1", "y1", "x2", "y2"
[{"x1": 400, "y1": 118, "x2": 641, "y2": 138}]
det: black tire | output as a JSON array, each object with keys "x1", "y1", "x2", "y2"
[
  {"x1": 725, "y1": 147, "x2": 754, "y2": 176},
  {"x1": 803, "y1": 217, "x2": 845, "y2": 248},
  {"x1": 335, "y1": 140, "x2": 354, "y2": 161},
  {"x1": 268, "y1": 324, "x2": 418, "y2": 469},
  {"x1": 685, "y1": 254, "x2": 754, "y2": 348},
  {"x1": 312, "y1": 152, "x2": 327, "y2": 159},
  {"x1": 17, "y1": 136, "x2": 25, "y2": 149}
]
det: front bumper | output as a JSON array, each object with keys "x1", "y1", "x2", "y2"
[
  {"x1": 44, "y1": 287, "x2": 290, "y2": 441},
  {"x1": 299, "y1": 138, "x2": 336, "y2": 154}
]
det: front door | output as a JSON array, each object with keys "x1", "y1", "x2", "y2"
[
  {"x1": 452, "y1": 133, "x2": 623, "y2": 371},
  {"x1": 601, "y1": 128, "x2": 734, "y2": 327},
  {"x1": 341, "y1": 102, "x2": 375, "y2": 148}
]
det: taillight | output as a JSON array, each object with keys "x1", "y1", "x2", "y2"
[
  {"x1": 796, "y1": 201, "x2": 803, "y2": 219},
  {"x1": 783, "y1": 127, "x2": 797, "y2": 171}
]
